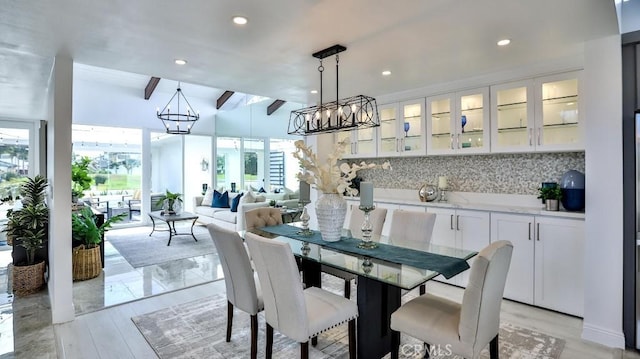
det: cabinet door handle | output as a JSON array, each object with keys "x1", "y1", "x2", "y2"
[
  {"x1": 537, "y1": 127, "x2": 541, "y2": 146},
  {"x1": 456, "y1": 215, "x2": 460, "y2": 231},
  {"x1": 355, "y1": 142, "x2": 358, "y2": 154},
  {"x1": 457, "y1": 134, "x2": 461, "y2": 149},
  {"x1": 529, "y1": 128, "x2": 533, "y2": 146},
  {"x1": 450, "y1": 134, "x2": 454, "y2": 150},
  {"x1": 528, "y1": 222, "x2": 532, "y2": 240},
  {"x1": 396, "y1": 138, "x2": 400, "y2": 152},
  {"x1": 450, "y1": 214, "x2": 454, "y2": 230},
  {"x1": 536, "y1": 223, "x2": 540, "y2": 241}
]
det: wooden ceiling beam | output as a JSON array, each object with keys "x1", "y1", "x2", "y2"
[
  {"x1": 144, "y1": 77, "x2": 161, "y2": 100},
  {"x1": 216, "y1": 90, "x2": 235, "y2": 109},
  {"x1": 267, "y1": 99, "x2": 286, "y2": 116}
]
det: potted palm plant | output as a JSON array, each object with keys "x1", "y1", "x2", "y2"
[
  {"x1": 156, "y1": 189, "x2": 183, "y2": 215},
  {"x1": 3, "y1": 175, "x2": 49, "y2": 296},
  {"x1": 71, "y1": 207, "x2": 126, "y2": 280}
]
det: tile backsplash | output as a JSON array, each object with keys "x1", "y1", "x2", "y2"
[{"x1": 351, "y1": 152, "x2": 585, "y2": 195}]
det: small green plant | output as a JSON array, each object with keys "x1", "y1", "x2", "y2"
[
  {"x1": 156, "y1": 189, "x2": 183, "y2": 213},
  {"x1": 72, "y1": 207, "x2": 126, "y2": 248},
  {"x1": 537, "y1": 185, "x2": 562, "y2": 201},
  {"x1": 269, "y1": 199, "x2": 277, "y2": 207},
  {"x1": 72, "y1": 157, "x2": 93, "y2": 199}
]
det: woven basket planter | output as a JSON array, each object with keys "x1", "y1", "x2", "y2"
[
  {"x1": 13, "y1": 261, "x2": 45, "y2": 296},
  {"x1": 72, "y1": 245, "x2": 102, "y2": 281}
]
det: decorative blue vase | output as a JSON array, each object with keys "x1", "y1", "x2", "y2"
[
  {"x1": 560, "y1": 170, "x2": 585, "y2": 211},
  {"x1": 461, "y1": 115, "x2": 467, "y2": 133}
]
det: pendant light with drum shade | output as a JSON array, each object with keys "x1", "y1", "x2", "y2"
[{"x1": 156, "y1": 82, "x2": 200, "y2": 135}]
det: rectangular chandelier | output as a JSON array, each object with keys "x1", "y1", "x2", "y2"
[
  {"x1": 288, "y1": 44, "x2": 380, "y2": 136},
  {"x1": 288, "y1": 94, "x2": 379, "y2": 135}
]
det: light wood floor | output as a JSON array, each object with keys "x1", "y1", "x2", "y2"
[{"x1": 54, "y1": 278, "x2": 638, "y2": 359}]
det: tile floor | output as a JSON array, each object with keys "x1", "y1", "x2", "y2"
[{"x1": 0, "y1": 224, "x2": 223, "y2": 358}]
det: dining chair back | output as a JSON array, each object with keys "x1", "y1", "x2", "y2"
[
  {"x1": 388, "y1": 210, "x2": 437, "y2": 295},
  {"x1": 390, "y1": 240, "x2": 513, "y2": 359},
  {"x1": 245, "y1": 232, "x2": 358, "y2": 359},
  {"x1": 207, "y1": 223, "x2": 263, "y2": 359},
  {"x1": 388, "y1": 210, "x2": 436, "y2": 249},
  {"x1": 347, "y1": 206, "x2": 387, "y2": 236},
  {"x1": 245, "y1": 207, "x2": 283, "y2": 229}
]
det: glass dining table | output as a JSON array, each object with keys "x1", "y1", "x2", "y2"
[{"x1": 243, "y1": 223, "x2": 477, "y2": 359}]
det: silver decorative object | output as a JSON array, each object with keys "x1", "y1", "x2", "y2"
[
  {"x1": 315, "y1": 192, "x2": 347, "y2": 242},
  {"x1": 357, "y1": 205, "x2": 377, "y2": 249},
  {"x1": 297, "y1": 206, "x2": 312, "y2": 236},
  {"x1": 418, "y1": 184, "x2": 438, "y2": 202}
]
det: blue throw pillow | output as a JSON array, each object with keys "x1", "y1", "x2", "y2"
[
  {"x1": 212, "y1": 190, "x2": 230, "y2": 208},
  {"x1": 258, "y1": 187, "x2": 267, "y2": 193},
  {"x1": 230, "y1": 193, "x2": 244, "y2": 212}
]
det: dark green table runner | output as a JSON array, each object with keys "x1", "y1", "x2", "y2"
[{"x1": 259, "y1": 224, "x2": 470, "y2": 279}]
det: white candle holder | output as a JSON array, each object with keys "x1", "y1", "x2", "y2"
[
  {"x1": 357, "y1": 205, "x2": 377, "y2": 249},
  {"x1": 297, "y1": 205, "x2": 312, "y2": 236}
]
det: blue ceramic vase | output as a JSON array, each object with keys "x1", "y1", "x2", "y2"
[{"x1": 560, "y1": 170, "x2": 585, "y2": 211}]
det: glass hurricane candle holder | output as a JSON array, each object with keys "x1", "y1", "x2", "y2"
[
  {"x1": 297, "y1": 206, "x2": 312, "y2": 236},
  {"x1": 357, "y1": 205, "x2": 377, "y2": 249}
]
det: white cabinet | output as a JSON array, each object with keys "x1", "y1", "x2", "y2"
[
  {"x1": 491, "y1": 213, "x2": 584, "y2": 316},
  {"x1": 377, "y1": 100, "x2": 426, "y2": 157},
  {"x1": 491, "y1": 71, "x2": 582, "y2": 153},
  {"x1": 534, "y1": 71, "x2": 583, "y2": 151},
  {"x1": 427, "y1": 88, "x2": 490, "y2": 155},
  {"x1": 429, "y1": 207, "x2": 490, "y2": 286},
  {"x1": 334, "y1": 125, "x2": 377, "y2": 159}
]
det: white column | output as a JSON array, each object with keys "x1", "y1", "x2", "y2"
[
  {"x1": 47, "y1": 54, "x2": 74, "y2": 323},
  {"x1": 582, "y1": 34, "x2": 625, "y2": 348}
]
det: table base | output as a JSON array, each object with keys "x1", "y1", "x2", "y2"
[{"x1": 148, "y1": 215, "x2": 198, "y2": 246}]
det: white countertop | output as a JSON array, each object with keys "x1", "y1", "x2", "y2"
[{"x1": 344, "y1": 189, "x2": 585, "y2": 220}]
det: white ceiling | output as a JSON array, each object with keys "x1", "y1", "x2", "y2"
[{"x1": 0, "y1": 0, "x2": 620, "y2": 122}]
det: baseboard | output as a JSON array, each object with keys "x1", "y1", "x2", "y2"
[{"x1": 582, "y1": 322, "x2": 626, "y2": 349}]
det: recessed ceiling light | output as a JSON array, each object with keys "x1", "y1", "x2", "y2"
[
  {"x1": 310, "y1": 90, "x2": 318, "y2": 94},
  {"x1": 382, "y1": 70, "x2": 392, "y2": 76},
  {"x1": 174, "y1": 59, "x2": 187, "y2": 65},
  {"x1": 233, "y1": 16, "x2": 248, "y2": 25},
  {"x1": 497, "y1": 39, "x2": 511, "y2": 46}
]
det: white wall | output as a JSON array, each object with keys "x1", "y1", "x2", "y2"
[
  {"x1": 183, "y1": 135, "x2": 212, "y2": 212},
  {"x1": 215, "y1": 100, "x2": 303, "y2": 139},
  {"x1": 582, "y1": 34, "x2": 625, "y2": 348},
  {"x1": 47, "y1": 55, "x2": 74, "y2": 324},
  {"x1": 73, "y1": 79, "x2": 216, "y2": 136}
]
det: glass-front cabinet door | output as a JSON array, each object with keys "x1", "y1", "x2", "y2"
[
  {"x1": 490, "y1": 80, "x2": 535, "y2": 153},
  {"x1": 457, "y1": 88, "x2": 490, "y2": 153},
  {"x1": 377, "y1": 103, "x2": 399, "y2": 157},
  {"x1": 427, "y1": 88, "x2": 489, "y2": 154},
  {"x1": 534, "y1": 71, "x2": 582, "y2": 151},
  {"x1": 334, "y1": 126, "x2": 377, "y2": 159},
  {"x1": 426, "y1": 94, "x2": 454, "y2": 154},
  {"x1": 377, "y1": 100, "x2": 425, "y2": 157},
  {"x1": 399, "y1": 100, "x2": 426, "y2": 156}
]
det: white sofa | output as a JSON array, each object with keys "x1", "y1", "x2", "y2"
[{"x1": 192, "y1": 192, "x2": 270, "y2": 231}]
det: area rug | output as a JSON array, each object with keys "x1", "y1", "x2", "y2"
[
  {"x1": 107, "y1": 224, "x2": 215, "y2": 268},
  {"x1": 132, "y1": 282, "x2": 565, "y2": 359}
]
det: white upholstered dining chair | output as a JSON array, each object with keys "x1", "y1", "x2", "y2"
[
  {"x1": 322, "y1": 206, "x2": 388, "y2": 298},
  {"x1": 207, "y1": 224, "x2": 263, "y2": 359},
  {"x1": 244, "y1": 207, "x2": 283, "y2": 229},
  {"x1": 390, "y1": 240, "x2": 513, "y2": 359},
  {"x1": 388, "y1": 210, "x2": 437, "y2": 295},
  {"x1": 245, "y1": 232, "x2": 358, "y2": 359}
]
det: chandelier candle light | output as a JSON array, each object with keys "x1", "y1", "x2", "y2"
[
  {"x1": 157, "y1": 83, "x2": 200, "y2": 135},
  {"x1": 288, "y1": 44, "x2": 380, "y2": 136},
  {"x1": 358, "y1": 181, "x2": 377, "y2": 249}
]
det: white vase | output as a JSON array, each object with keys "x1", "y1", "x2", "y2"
[{"x1": 315, "y1": 192, "x2": 347, "y2": 242}]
